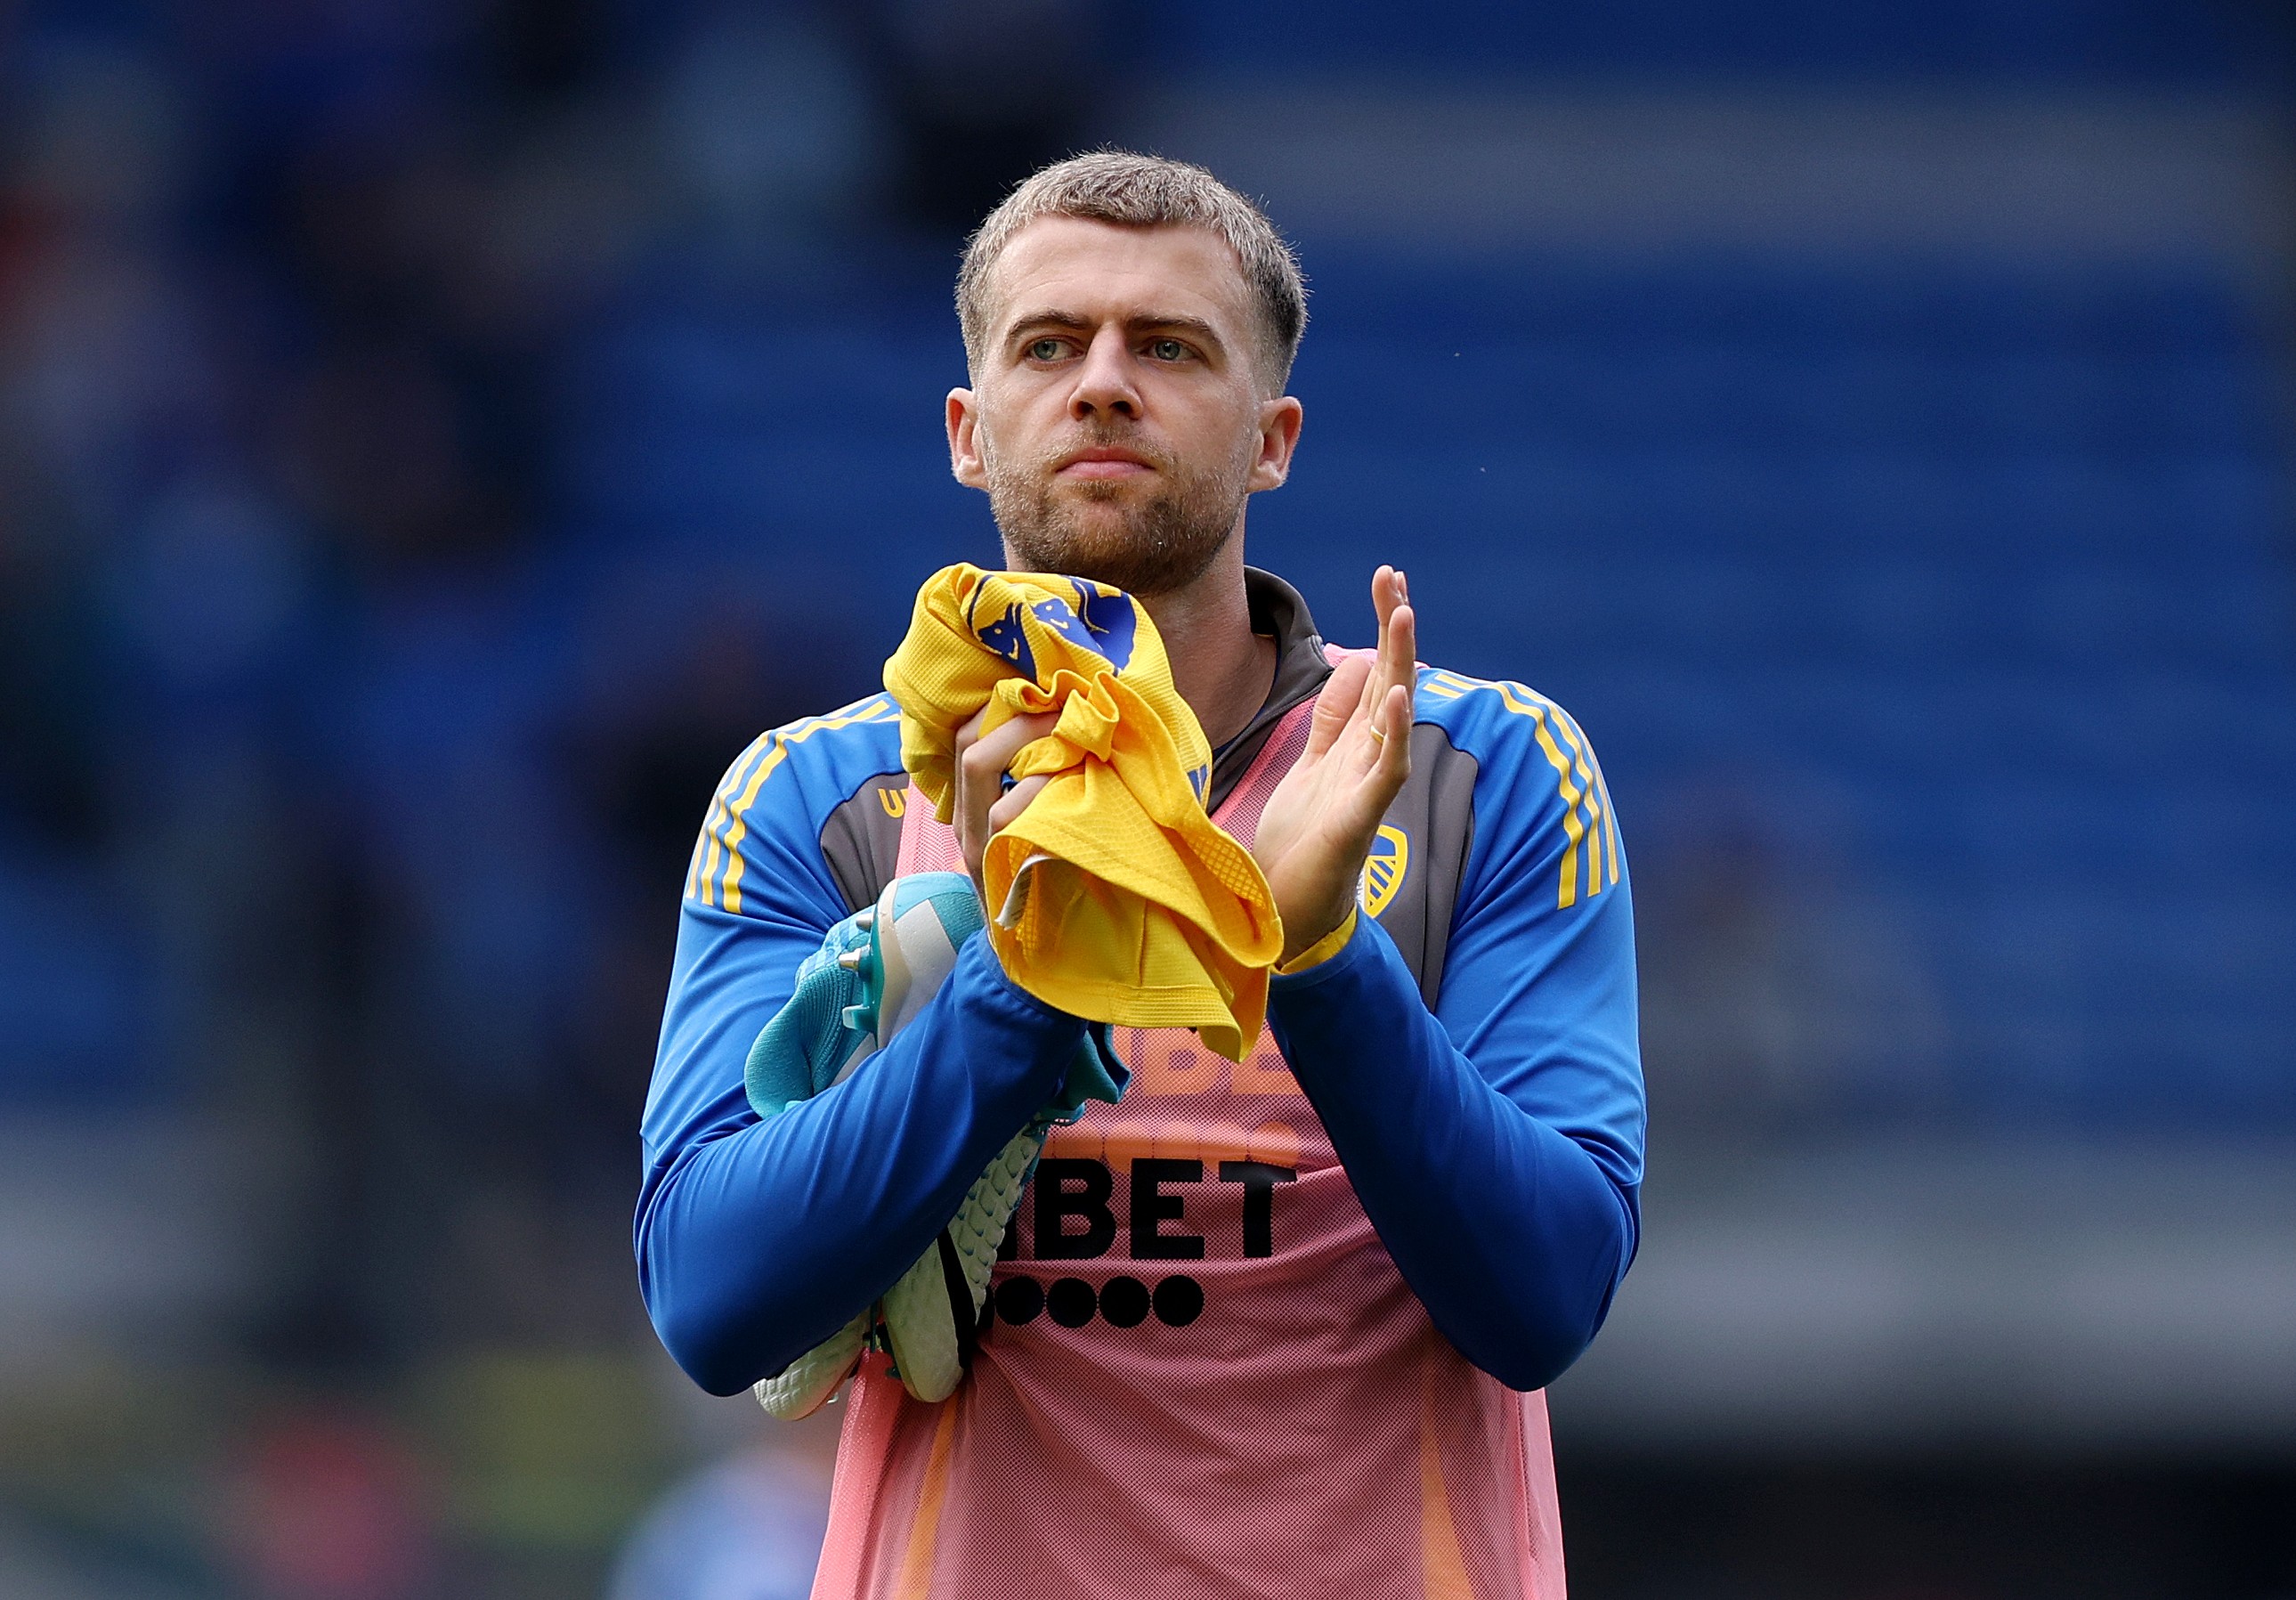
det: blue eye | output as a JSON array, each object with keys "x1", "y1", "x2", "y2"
[
  {"x1": 1028, "y1": 338, "x2": 1066, "y2": 361},
  {"x1": 1149, "y1": 338, "x2": 1187, "y2": 361}
]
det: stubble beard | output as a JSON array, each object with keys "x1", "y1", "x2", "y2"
[{"x1": 985, "y1": 426, "x2": 1253, "y2": 598}]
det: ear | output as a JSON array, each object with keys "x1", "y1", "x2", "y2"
[
  {"x1": 947, "y1": 388, "x2": 988, "y2": 490},
  {"x1": 1246, "y1": 394, "x2": 1305, "y2": 493}
]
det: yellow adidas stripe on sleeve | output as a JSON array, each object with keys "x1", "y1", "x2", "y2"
[
  {"x1": 686, "y1": 698, "x2": 901, "y2": 914},
  {"x1": 686, "y1": 733, "x2": 776, "y2": 904},
  {"x1": 1417, "y1": 668, "x2": 1620, "y2": 911}
]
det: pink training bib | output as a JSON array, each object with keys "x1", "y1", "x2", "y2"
[{"x1": 809, "y1": 700, "x2": 1567, "y2": 1600}]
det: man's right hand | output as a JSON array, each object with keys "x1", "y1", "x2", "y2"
[{"x1": 953, "y1": 706, "x2": 1059, "y2": 905}]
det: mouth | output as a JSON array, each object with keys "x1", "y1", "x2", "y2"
[{"x1": 1054, "y1": 446, "x2": 1156, "y2": 481}]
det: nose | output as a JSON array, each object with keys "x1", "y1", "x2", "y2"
[{"x1": 1068, "y1": 325, "x2": 1140, "y2": 422}]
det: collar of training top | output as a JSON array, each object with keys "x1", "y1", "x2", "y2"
[{"x1": 1205, "y1": 567, "x2": 1335, "y2": 814}]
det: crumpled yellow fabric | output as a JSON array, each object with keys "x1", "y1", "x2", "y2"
[{"x1": 882, "y1": 564, "x2": 1281, "y2": 1060}]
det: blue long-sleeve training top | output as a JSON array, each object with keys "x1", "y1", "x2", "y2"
[{"x1": 637, "y1": 568, "x2": 1645, "y2": 1398}]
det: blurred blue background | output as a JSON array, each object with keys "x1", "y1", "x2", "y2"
[{"x1": 1, "y1": 1, "x2": 2292, "y2": 1596}]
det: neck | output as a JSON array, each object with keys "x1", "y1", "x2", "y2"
[{"x1": 1134, "y1": 532, "x2": 1276, "y2": 750}]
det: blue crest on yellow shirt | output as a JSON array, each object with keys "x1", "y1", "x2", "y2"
[
  {"x1": 971, "y1": 581, "x2": 1139, "y2": 680},
  {"x1": 1033, "y1": 582, "x2": 1138, "y2": 670},
  {"x1": 977, "y1": 601, "x2": 1036, "y2": 680}
]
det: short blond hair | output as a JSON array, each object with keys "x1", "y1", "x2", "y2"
[{"x1": 957, "y1": 151, "x2": 1307, "y2": 393}]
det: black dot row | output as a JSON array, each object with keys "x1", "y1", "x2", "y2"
[{"x1": 986, "y1": 1273, "x2": 1204, "y2": 1329}]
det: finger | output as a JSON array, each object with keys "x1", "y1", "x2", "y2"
[
  {"x1": 1356, "y1": 564, "x2": 1397, "y2": 723},
  {"x1": 986, "y1": 774, "x2": 1051, "y2": 833},
  {"x1": 1383, "y1": 597, "x2": 1416, "y2": 702},
  {"x1": 1347, "y1": 684, "x2": 1416, "y2": 810},
  {"x1": 1304, "y1": 654, "x2": 1370, "y2": 760},
  {"x1": 1379, "y1": 683, "x2": 1412, "y2": 781},
  {"x1": 953, "y1": 704, "x2": 990, "y2": 759},
  {"x1": 957, "y1": 710, "x2": 1058, "y2": 875},
  {"x1": 1371, "y1": 564, "x2": 1400, "y2": 638},
  {"x1": 960, "y1": 710, "x2": 1059, "y2": 785}
]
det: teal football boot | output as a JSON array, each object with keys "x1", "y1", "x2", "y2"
[{"x1": 744, "y1": 872, "x2": 1123, "y2": 1417}]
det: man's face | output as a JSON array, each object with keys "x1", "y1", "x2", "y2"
[{"x1": 946, "y1": 217, "x2": 1302, "y2": 597}]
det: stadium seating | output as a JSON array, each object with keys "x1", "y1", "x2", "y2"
[{"x1": 560, "y1": 248, "x2": 2296, "y2": 1133}]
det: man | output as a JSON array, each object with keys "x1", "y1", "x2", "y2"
[{"x1": 638, "y1": 153, "x2": 1643, "y2": 1599}]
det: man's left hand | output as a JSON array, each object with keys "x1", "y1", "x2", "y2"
[{"x1": 1252, "y1": 566, "x2": 1415, "y2": 966}]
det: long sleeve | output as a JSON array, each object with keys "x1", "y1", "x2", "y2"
[
  {"x1": 635, "y1": 703, "x2": 1084, "y2": 1397},
  {"x1": 640, "y1": 931, "x2": 1083, "y2": 1395},
  {"x1": 1264, "y1": 683, "x2": 1645, "y2": 1392}
]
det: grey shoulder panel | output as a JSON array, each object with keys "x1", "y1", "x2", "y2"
[
  {"x1": 818, "y1": 772, "x2": 908, "y2": 914},
  {"x1": 1367, "y1": 724, "x2": 1479, "y2": 1007}
]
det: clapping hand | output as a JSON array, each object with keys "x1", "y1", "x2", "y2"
[{"x1": 1252, "y1": 566, "x2": 1415, "y2": 965}]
